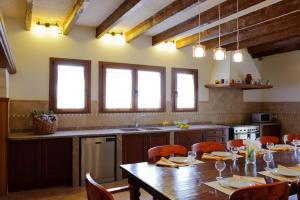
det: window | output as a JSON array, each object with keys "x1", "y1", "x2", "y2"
[
  {"x1": 49, "y1": 58, "x2": 91, "y2": 113},
  {"x1": 99, "y1": 62, "x2": 166, "y2": 112},
  {"x1": 172, "y1": 68, "x2": 198, "y2": 112}
]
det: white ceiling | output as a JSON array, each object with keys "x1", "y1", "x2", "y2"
[
  {"x1": 33, "y1": 0, "x2": 74, "y2": 24},
  {"x1": 76, "y1": 0, "x2": 124, "y2": 27}
]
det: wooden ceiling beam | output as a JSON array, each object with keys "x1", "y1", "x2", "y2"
[
  {"x1": 125, "y1": 0, "x2": 203, "y2": 42},
  {"x1": 95, "y1": 0, "x2": 142, "y2": 39},
  {"x1": 152, "y1": 0, "x2": 265, "y2": 46},
  {"x1": 63, "y1": 0, "x2": 87, "y2": 35},
  {"x1": 176, "y1": 0, "x2": 300, "y2": 49},
  {"x1": 248, "y1": 37, "x2": 300, "y2": 58},
  {"x1": 25, "y1": 0, "x2": 33, "y2": 31},
  {"x1": 200, "y1": 11, "x2": 300, "y2": 50}
]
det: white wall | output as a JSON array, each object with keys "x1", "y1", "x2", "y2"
[
  {"x1": 259, "y1": 50, "x2": 300, "y2": 102},
  {"x1": 4, "y1": 17, "x2": 216, "y2": 102}
]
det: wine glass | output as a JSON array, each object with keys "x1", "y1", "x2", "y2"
[
  {"x1": 263, "y1": 152, "x2": 273, "y2": 170},
  {"x1": 215, "y1": 160, "x2": 226, "y2": 181},
  {"x1": 266, "y1": 142, "x2": 274, "y2": 151},
  {"x1": 230, "y1": 147, "x2": 239, "y2": 161},
  {"x1": 187, "y1": 151, "x2": 197, "y2": 164}
]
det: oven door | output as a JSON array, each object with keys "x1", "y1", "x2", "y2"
[
  {"x1": 248, "y1": 132, "x2": 257, "y2": 140},
  {"x1": 235, "y1": 133, "x2": 248, "y2": 140}
]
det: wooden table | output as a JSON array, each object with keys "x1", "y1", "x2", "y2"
[{"x1": 121, "y1": 151, "x2": 300, "y2": 200}]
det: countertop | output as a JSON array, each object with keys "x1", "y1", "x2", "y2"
[{"x1": 8, "y1": 124, "x2": 229, "y2": 140}]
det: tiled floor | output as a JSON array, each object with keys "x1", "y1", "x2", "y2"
[{"x1": 0, "y1": 180, "x2": 152, "y2": 200}]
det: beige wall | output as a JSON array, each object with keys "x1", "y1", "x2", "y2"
[
  {"x1": 5, "y1": 17, "x2": 215, "y2": 102},
  {"x1": 259, "y1": 50, "x2": 300, "y2": 102}
]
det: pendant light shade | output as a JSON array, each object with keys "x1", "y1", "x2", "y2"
[
  {"x1": 193, "y1": 44, "x2": 206, "y2": 58},
  {"x1": 232, "y1": 50, "x2": 243, "y2": 62},
  {"x1": 232, "y1": 0, "x2": 243, "y2": 63},
  {"x1": 214, "y1": 4, "x2": 226, "y2": 61},
  {"x1": 192, "y1": 0, "x2": 206, "y2": 58},
  {"x1": 214, "y1": 47, "x2": 226, "y2": 60}
]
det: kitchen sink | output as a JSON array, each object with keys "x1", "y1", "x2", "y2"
[
  {"x1": 119, "y1": 128, "x2": 142, "y2": 132},
  {"x1": 141, "y1": 127, "x2": 162, "y2": 131}
]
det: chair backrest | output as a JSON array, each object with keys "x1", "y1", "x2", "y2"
[
  {"x1": 230, "y1": 181, "x2": 290, "y2": 200},
  {"x1": 191, "y1": 142, "x2": 224, "y2": 156},
  {"x1": 226, "y1": 139, "x2": 244, "y2": 150},
  {"x1": 283, "y1": 134, "x2": 300, "y2": 143},
  {"x1": 86, "y1": 173, "x2": 114, "y2": 200},
  {"x1": 148, "y1": 145, "x2": 187, "y2": 162},
  {"x1": 258, "y1": 136, "x2": 280, "y2": 145}
]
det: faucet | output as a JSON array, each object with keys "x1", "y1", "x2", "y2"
[{"x1": 134, "y1": 114, "x2": 145, "y2": 128}]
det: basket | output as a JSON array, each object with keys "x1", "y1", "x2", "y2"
[{"x1": 33, "y1": 117, "x2": 58, "y2": 135}]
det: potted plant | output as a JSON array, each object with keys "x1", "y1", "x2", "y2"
[{"x1": 31, "y1": 110, "x2": 57, "y2": 135}]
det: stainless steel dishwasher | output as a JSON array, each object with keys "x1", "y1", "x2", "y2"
[{"x1": 80, "y1": 136, "x2": 116, "y2": 185}]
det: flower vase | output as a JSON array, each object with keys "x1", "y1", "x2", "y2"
[{"x1": 246, "y1": 147, "x2": 256, "y2": 165}]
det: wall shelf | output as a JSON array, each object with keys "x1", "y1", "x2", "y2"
[{"x1": 205, "y1": 83, "x2": 273, "y2": 90}]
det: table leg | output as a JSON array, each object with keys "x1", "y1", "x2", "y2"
[{"x1": 128, "y1": 177, "x2": 141, "y2": 200}]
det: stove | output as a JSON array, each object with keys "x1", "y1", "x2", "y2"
[{"x1": 228, "y1": 124, "x2": 260, "y2": 140}]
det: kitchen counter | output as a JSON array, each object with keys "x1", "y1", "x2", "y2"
[{"x1": 8, "y1": 124, "x2": 229, "y2": 140}]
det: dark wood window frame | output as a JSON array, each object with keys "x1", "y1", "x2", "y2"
[
  {"x1": 171, "y1": 68, "x2": 198, "y2": 112},
  {"x1": 99, "y1": 61, "x2": 166, "y2": 113},
  {"x1": 49, "y1": 57, "x2": 91, "y2": 114}
]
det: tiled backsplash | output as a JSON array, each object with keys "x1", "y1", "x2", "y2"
[
  {"x1": 263, "y1": 102, "x2": 300, "y2": 133},
  {"x1": 10, "y1": 89, "x2": 263, "y2": 132}
]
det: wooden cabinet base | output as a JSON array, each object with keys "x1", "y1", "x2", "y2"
[
  {"x1": 0, "y1": 98, "x2": 9, "y2": 196},
  {"x1": 8, "y1": 139, "x2": 72, "y2": 192}
]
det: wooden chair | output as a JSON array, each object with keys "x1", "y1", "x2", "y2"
[
  {"x1": 86, "y1": 173, "x2": 129, "y2": 200},
  {"x1": 257, "y1": 136, "x2": 280, "y2": 145},
  {"x1": 230, "y1": 181, "x2": 290, "y2": 200},
  {"x1": 191, "y1": 141, "x2": 225, "y2": 156},
  {"x1": 226, "y1": 139, "x2": 244, "y2": 151},
  {"x1": 283, "y1": 134, "x2": 300, "y2": 143},
  {"x1": 148, "y1": 145, "x2": 187, "y2": 162}
]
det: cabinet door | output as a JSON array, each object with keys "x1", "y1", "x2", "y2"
[
  {"x1": 41, "y1": 139, "x2": 72, "y2": 186},
  {"x1": 122, "y1": 134, "x2": 147, "y2": 164},
  {"x1": 261, "y1": 124, "x2": 281, "y2": 140},
  {"x1": 147, "y1": 132, "x2": 170, "y2": 149},
  {"x1": 174, "y1": 131, "x2": 203, "y2": 150},
  {"x1": 8, "y1": 140, "x2": 42, "y2": 192}
]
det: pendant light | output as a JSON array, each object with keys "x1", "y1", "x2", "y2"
[
  {"x1": 214, "y1": 4, "x2": 226, "y2": 61},
  {"x1": 193, "y1": 1, "x2": 206, "y2": 58},
  {"x1": 232, "y1": 0, "x2": 243, "y2": 62}
]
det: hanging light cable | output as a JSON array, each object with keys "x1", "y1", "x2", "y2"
[
  {"x1": 214, "y1": 4, "x2": 226, "y2": 60},
  {"x1": 193, "y1": 1, "x2": 206, "y2": 58},
  {"x1": 232, "y1": 0, "x2": 243, "y2": 62}
]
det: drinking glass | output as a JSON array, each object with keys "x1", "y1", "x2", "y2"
[
  {"x1": 292, "y1": 139, "x2": 300, "y2": 151},
  {"x1": 187, "y1": 151, "x2": 197, "y2": 164},
  {"x1": 266, "y1": 142, "x2": 274, "y2": 151},
  {"x1": 263, "y1": 152, "x2": 273, "y2": 170},
  {"x1": 230, "y1": 147, "x2": 239, "y2": 161},
  {"x1": 215, "y1": 160, "x2": 226, "y2": 181}
]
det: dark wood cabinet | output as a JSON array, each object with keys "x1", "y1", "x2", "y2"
[
  {"x1": 122, "y1": 132, "x2": 170, "y2": 164},
  {"x1": 174, "y1": 129, "x2": 228, "y2": 150},
  {"x1": 174, "y1": 130, "x2": 204, "y2": 150},
  {"x1": 147, "y1": 132, "x2": 170, "y2": 150},
  {"x1": 122, "y1": 134, "x2": 146, "y2": 165},
  {"x1": 260, "y1": 123, "x2": 282, "y2": 141},
  {"x1": 8, "y1": 138, "x2": 72, "y2": 192},
  {"x1": 8, "y1": 140, "x2": 42, "y2": 191},
  {"x1": 122, "y1": 132, "x2": 170, "y2": 178}
]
